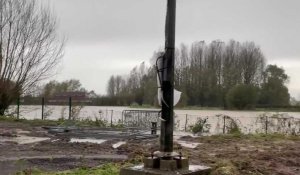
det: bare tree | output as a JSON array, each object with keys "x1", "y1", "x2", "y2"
[
  {"x1": 0, "y1": 0, "x2": 64, "y2": 114},
  {"x1": 107, "y1": 75, "x2": 115, "y2": 97},
  {"x1": 240, "y1": 42, "x2": 265, "y2": 85}
]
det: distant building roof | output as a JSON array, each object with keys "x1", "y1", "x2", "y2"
[{"x1": 48, "y1": 91, "x2": 91, "y2": 103}]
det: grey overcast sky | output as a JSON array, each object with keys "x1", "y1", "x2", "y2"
[{"x1": 45, "y1": 0, "x2": 300, "y2": 99}]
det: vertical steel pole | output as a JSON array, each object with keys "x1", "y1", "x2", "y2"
[
  {"x1": 69, "y1": 97, "x2": 72, "y2": 120},
  {"x1": 265, "y1": 116, "x2": 268, "y2": 134},
  {"x1": 42, "y1": 97, "x2": 45, "y2": 120},
  {"x1": 111, "y1": 110, "x2": 113, "y2": 127},
  {"x1": 160, "y1": 0, "x2": 176, "y2": 153},
  {"x1": 223, "y1": 116, "x2": 226, "y2": 134},
  {"x1": 185, "y1": 114, "x2": 188, "y2": 132},
  {"x1": 17, "y1": 97, "x2": 20, "y2": 119}
]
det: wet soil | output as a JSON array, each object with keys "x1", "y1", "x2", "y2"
[{"x1": 0, "y1": 121, "x2": 300, "y2": 175}]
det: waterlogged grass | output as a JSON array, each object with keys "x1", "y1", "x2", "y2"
[
  {"x1": 0, "y1": 115, "x2": 63, "y2": 126},
  {"x1": 0, "y1": 115, "x2": 122, "y2": 128},
  {"x1": 17, "y1": 164, "x2": 121, "y2": 175}
]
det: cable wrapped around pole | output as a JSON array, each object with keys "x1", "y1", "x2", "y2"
[{"x1": 160, "y1": 0, "x2": 176, "y2": 154}]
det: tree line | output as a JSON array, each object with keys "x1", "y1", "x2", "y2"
[{"x1": 106, "y1": 40, "x2": 291, "y2": 109}]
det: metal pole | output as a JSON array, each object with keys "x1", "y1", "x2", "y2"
[
  {"x1": 265, "y1": 116, "x2": 268, "y2": 134},
  {"x1": 42, "y1": 97, "x2": 45, "y2": 120},
  {"x1": 111, "y1": 110, "x2": 113, "y2": 127},
  {"x1": 17, "y1": 97, "x2": 20, "y2": 119},
  {"x1": 69, "y1": 97, "x2": 72, "y2": 120},
  {"x1": 223, "y1": 115, "x2": 226, "y2": 134},
  {"x1": 160, "y1": 0, "x2": 176, "y2": 153},
  {"x1": 185, "y1": 114, "x2": 188, "y2": 132}
]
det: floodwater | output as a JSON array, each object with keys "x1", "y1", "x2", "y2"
[
  {"x1": 6, "y1": 105, "x2": 300, "y2": 134},
  {"x1": 0, "y1": 135, "x2": 50, "y2": 144},
  {"x1": 112, "y1": 141, "x2": 126, "y2": 149}
]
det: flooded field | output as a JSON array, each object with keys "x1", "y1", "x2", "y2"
[
  {"x1": 6, "y1": 105, "x2": 300, "y2": 135},
  {"x1": 1, "y1": 111, "x2": 300, "y2": 175}
]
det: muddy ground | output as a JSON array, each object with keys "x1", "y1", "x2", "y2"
[{"x1": 0, "y1": 121, "x2": 300, "y2": 175}]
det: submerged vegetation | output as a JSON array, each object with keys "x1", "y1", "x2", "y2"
[{"x1": 0, "y1": 115, "x2": 122, "y2": 128}]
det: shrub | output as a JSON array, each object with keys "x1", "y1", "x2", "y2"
[{"x1": 226, "y1": 84, "x2": 258, "y2": 110}]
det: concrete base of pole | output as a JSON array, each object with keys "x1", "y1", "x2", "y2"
[
  {"x1": 120, "y1": 164, "x2": 211, "y2": 175},
  {"x1": 120, "y1": 155, "x2": 211, "y2": 175}
]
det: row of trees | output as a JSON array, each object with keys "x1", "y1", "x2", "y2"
[{"x1": 106, "y1": 40, "x2": 291, "y2": 109}]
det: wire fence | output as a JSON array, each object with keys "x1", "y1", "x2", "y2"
[
  {"x1": 175, "y1": 113, "x2": 300, "y2": 135},
  {"x1": 4, "y1": 99, "x2": 300, "y2": 135}
]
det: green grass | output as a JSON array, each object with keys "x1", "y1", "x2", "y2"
[{"x1": 17, "y1": 164, "x2": 121, "y2": 175}]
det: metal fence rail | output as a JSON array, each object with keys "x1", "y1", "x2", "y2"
[{"x1": 122, "y1": 110, "x2": 161, "y2": 129}]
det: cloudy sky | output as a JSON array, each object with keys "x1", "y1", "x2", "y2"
[{"x1": 45, "y1": 0, "x2": 300, "y2": 99}]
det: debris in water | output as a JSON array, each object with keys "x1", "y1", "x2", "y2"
[
  {"x1": 70, "y1": 138, "x2": 106, "y2": 144},
  {"x1": 112, "y1": 141, "x2": 126, "y2": 149},
  {"x1": 176, "y1": 140, "x2": 201, "y2": 149}
]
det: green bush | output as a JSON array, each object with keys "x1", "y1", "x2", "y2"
[{"x1": 226, "y1": 84, "x2": 258, "y2": 110}]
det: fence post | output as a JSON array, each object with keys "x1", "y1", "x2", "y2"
[
  {"x1": 69, "y1": 97, "x2": 72, "y2": 120},
  {"x1": 106, "y1": 109, "x2": 108, "y2": 119},
  {"x1": 41, "y1": 97, "x2": 45, "y2": 120},
  {"x1": 265, "y1": 115, "x2": 268, "y2": 134},
  {"x1": 121, "y1": 111, "x2": 124, "y2": 124},
  {"x1": 223, "y1": 115, "x2": 226, "y2": 134},
  {"x1": 185, "y1": 114, "x2": 188, "y2": 132},
  {"x1": 17, "y1": 97, "x2": 20, "y2": 119},
  {"x1": 151, "y1": 122, "x2": 157, "y2": 135},
  {"x1": 111, "y1": 110, "x2": 113, "y2": 127}
]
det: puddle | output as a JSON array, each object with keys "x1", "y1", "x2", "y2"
[
  {"x1": 176, "y1": 140, "x2": 201, "y2": 149},
  {"x1": 51, "y1": 139, "x2": 60, "y2": 142},
  {"x1": 128, "y1": 165, "x2": 210, "y2": 172},
  {"x1": 16, "y1": 130, "x2": 31, "y2": 134},
  {"x1": 130, "y1": 165, "x2": 144, "y2": 170},
  {"x1": 0, "y1": 135, "x2": 50, "y2": 144},
  {"x1": 189, "y1": 165, "x2": 211, "y2": 171},
  {"x1": 70, "y1": 138, "x2": 106, "y2": 144},
  {"x1": 112, "y1": 141, "x2": 126, "y2": 149}
]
